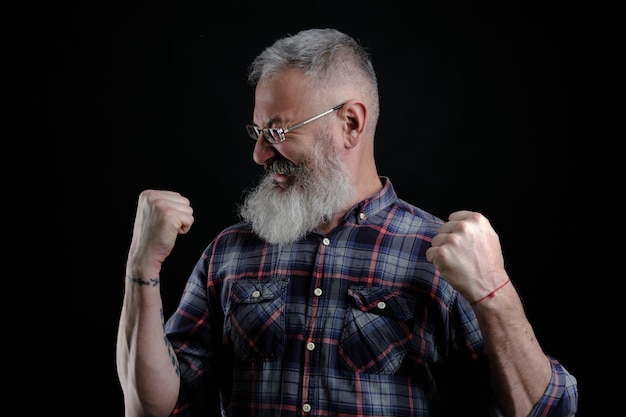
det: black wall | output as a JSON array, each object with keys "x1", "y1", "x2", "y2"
[{"x1": 42, "y1": 1, "x2": 599, "y2": 415}]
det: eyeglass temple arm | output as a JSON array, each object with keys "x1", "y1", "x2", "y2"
[{"x1": 283, "y1": 103, "x2": 344, "y2": 134}]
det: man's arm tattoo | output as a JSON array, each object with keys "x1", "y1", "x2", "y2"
[
  {"x1": 161, "y1": 308, "x2": 180, "y2": 376},
  {"x1": 127, "y1": 276, "x2": 160, "y2": 287}
]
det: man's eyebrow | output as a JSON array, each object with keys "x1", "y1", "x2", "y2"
[{"x1": 253, "y1": 115, "x2": 284, "y2": 129}]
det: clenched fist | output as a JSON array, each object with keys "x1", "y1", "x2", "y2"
[
  {"x1": 126, "y1": 190, "x2": 195, "y2": 280},
  {"x1": 425, "y1": 210, "x2": 509, "y2": 304}
]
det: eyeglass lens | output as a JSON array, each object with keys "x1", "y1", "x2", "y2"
[{"x1": 246, "y1": 125, "x2": 283, "y2": 143}]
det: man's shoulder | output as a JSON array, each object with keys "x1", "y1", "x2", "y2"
[{"x1": 380, "y1": 197, "x2": 445, "y2": 234}]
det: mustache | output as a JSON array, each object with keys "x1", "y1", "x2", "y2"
[{"x1": 264, "y1": 157, "x2": 297, "y2": 175}]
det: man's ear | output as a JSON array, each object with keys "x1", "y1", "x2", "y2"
[{"x1": 340, "y1": 100, "x2": 367, "y2": 149}]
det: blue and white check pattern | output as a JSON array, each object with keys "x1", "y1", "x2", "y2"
[{"x1": 165, "y1": 177, "x2": 578, "y2": 416}]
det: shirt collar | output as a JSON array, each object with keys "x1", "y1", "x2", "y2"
[{"x1": 343, "y1": 176, "x2": 397, "y2": 225}]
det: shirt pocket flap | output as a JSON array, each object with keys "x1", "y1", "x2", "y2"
[
  {"x1": 347, "y1": 286, "x2": 415, "y2": 321},
  {"x1": 231, "y1": 278, "x2": 288, "y2": 304}
]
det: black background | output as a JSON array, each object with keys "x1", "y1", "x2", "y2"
[{"x1": 33, "y1": 0, "x2": 604, "y2": 415}]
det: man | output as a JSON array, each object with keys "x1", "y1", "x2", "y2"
[{"x1": 116, "y1": 28, "x2": 578, "y2": 416}]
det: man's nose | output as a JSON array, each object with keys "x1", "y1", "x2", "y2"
[{"x1": 252, "y1": 134, "x2": 277, "y2": 165}]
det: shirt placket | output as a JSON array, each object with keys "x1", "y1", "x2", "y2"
[{"x1": 299, "y1": 235, "x2": 333, "y2": 415}]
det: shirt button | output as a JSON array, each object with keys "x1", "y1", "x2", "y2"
[
  {"x1": 359, "y1": 212, "x2": 365, "y2": 220},
  {"x1": 302, "y1": 403, "x2": 312, "y2": 413},
  {"x1": 322, "y1": 237, "x2": 330, "y2": 245},
  {"x1": 306, "y1": 342, "x2": 315, "y2": 351},
  {"x1": 252, "y1": 290, "x2": 261, "y2": 298},
  {"x1": 377, "y1": 301, "x2": 387, "y2": 310},
  {"x1": 313, "y1": 288, "x2": 323, "y2": 296}
]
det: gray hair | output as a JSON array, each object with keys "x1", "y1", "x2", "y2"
[{"x1": 247, "y1": 28, "x2": 380, "y2": 127}]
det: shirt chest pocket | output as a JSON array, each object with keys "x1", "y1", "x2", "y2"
[
  {"x1": 226, "y1": 277, "x2": 288, "y2": 361},
  {"x1": 340, "y1": 286, "x2": 415, "y2": 374}
]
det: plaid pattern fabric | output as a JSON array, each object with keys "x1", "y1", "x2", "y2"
[{"x1": 165, "y1": 177, "x2": 577, "y2": 416}]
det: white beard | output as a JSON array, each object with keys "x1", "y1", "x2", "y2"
[{"x1": 238, "y1": 133, "x2": 354, "y2": 245}]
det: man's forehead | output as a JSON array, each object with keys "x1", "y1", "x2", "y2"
[{"x1": 253, "y1": 76, "x2": 318, "y2": 125}]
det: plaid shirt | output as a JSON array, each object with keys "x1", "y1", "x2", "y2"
[{"x1": 165, "y1": 177, "x2": 578, "y2": 416}]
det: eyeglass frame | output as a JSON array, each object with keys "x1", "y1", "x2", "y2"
[{"x1": 246, "y1": 103, "x2": 345, "y2": 144}]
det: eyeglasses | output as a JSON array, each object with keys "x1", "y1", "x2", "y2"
[{"x1": 246, "y1": 103, "x2": 345, "y2": 144}]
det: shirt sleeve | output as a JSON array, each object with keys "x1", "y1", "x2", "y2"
[
  {"x1": 527, "y1": 356, "x2": 579, "y2": 417},
  {"x1": 165, "y1": 251, "x2": 225, "y2": 416}
]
